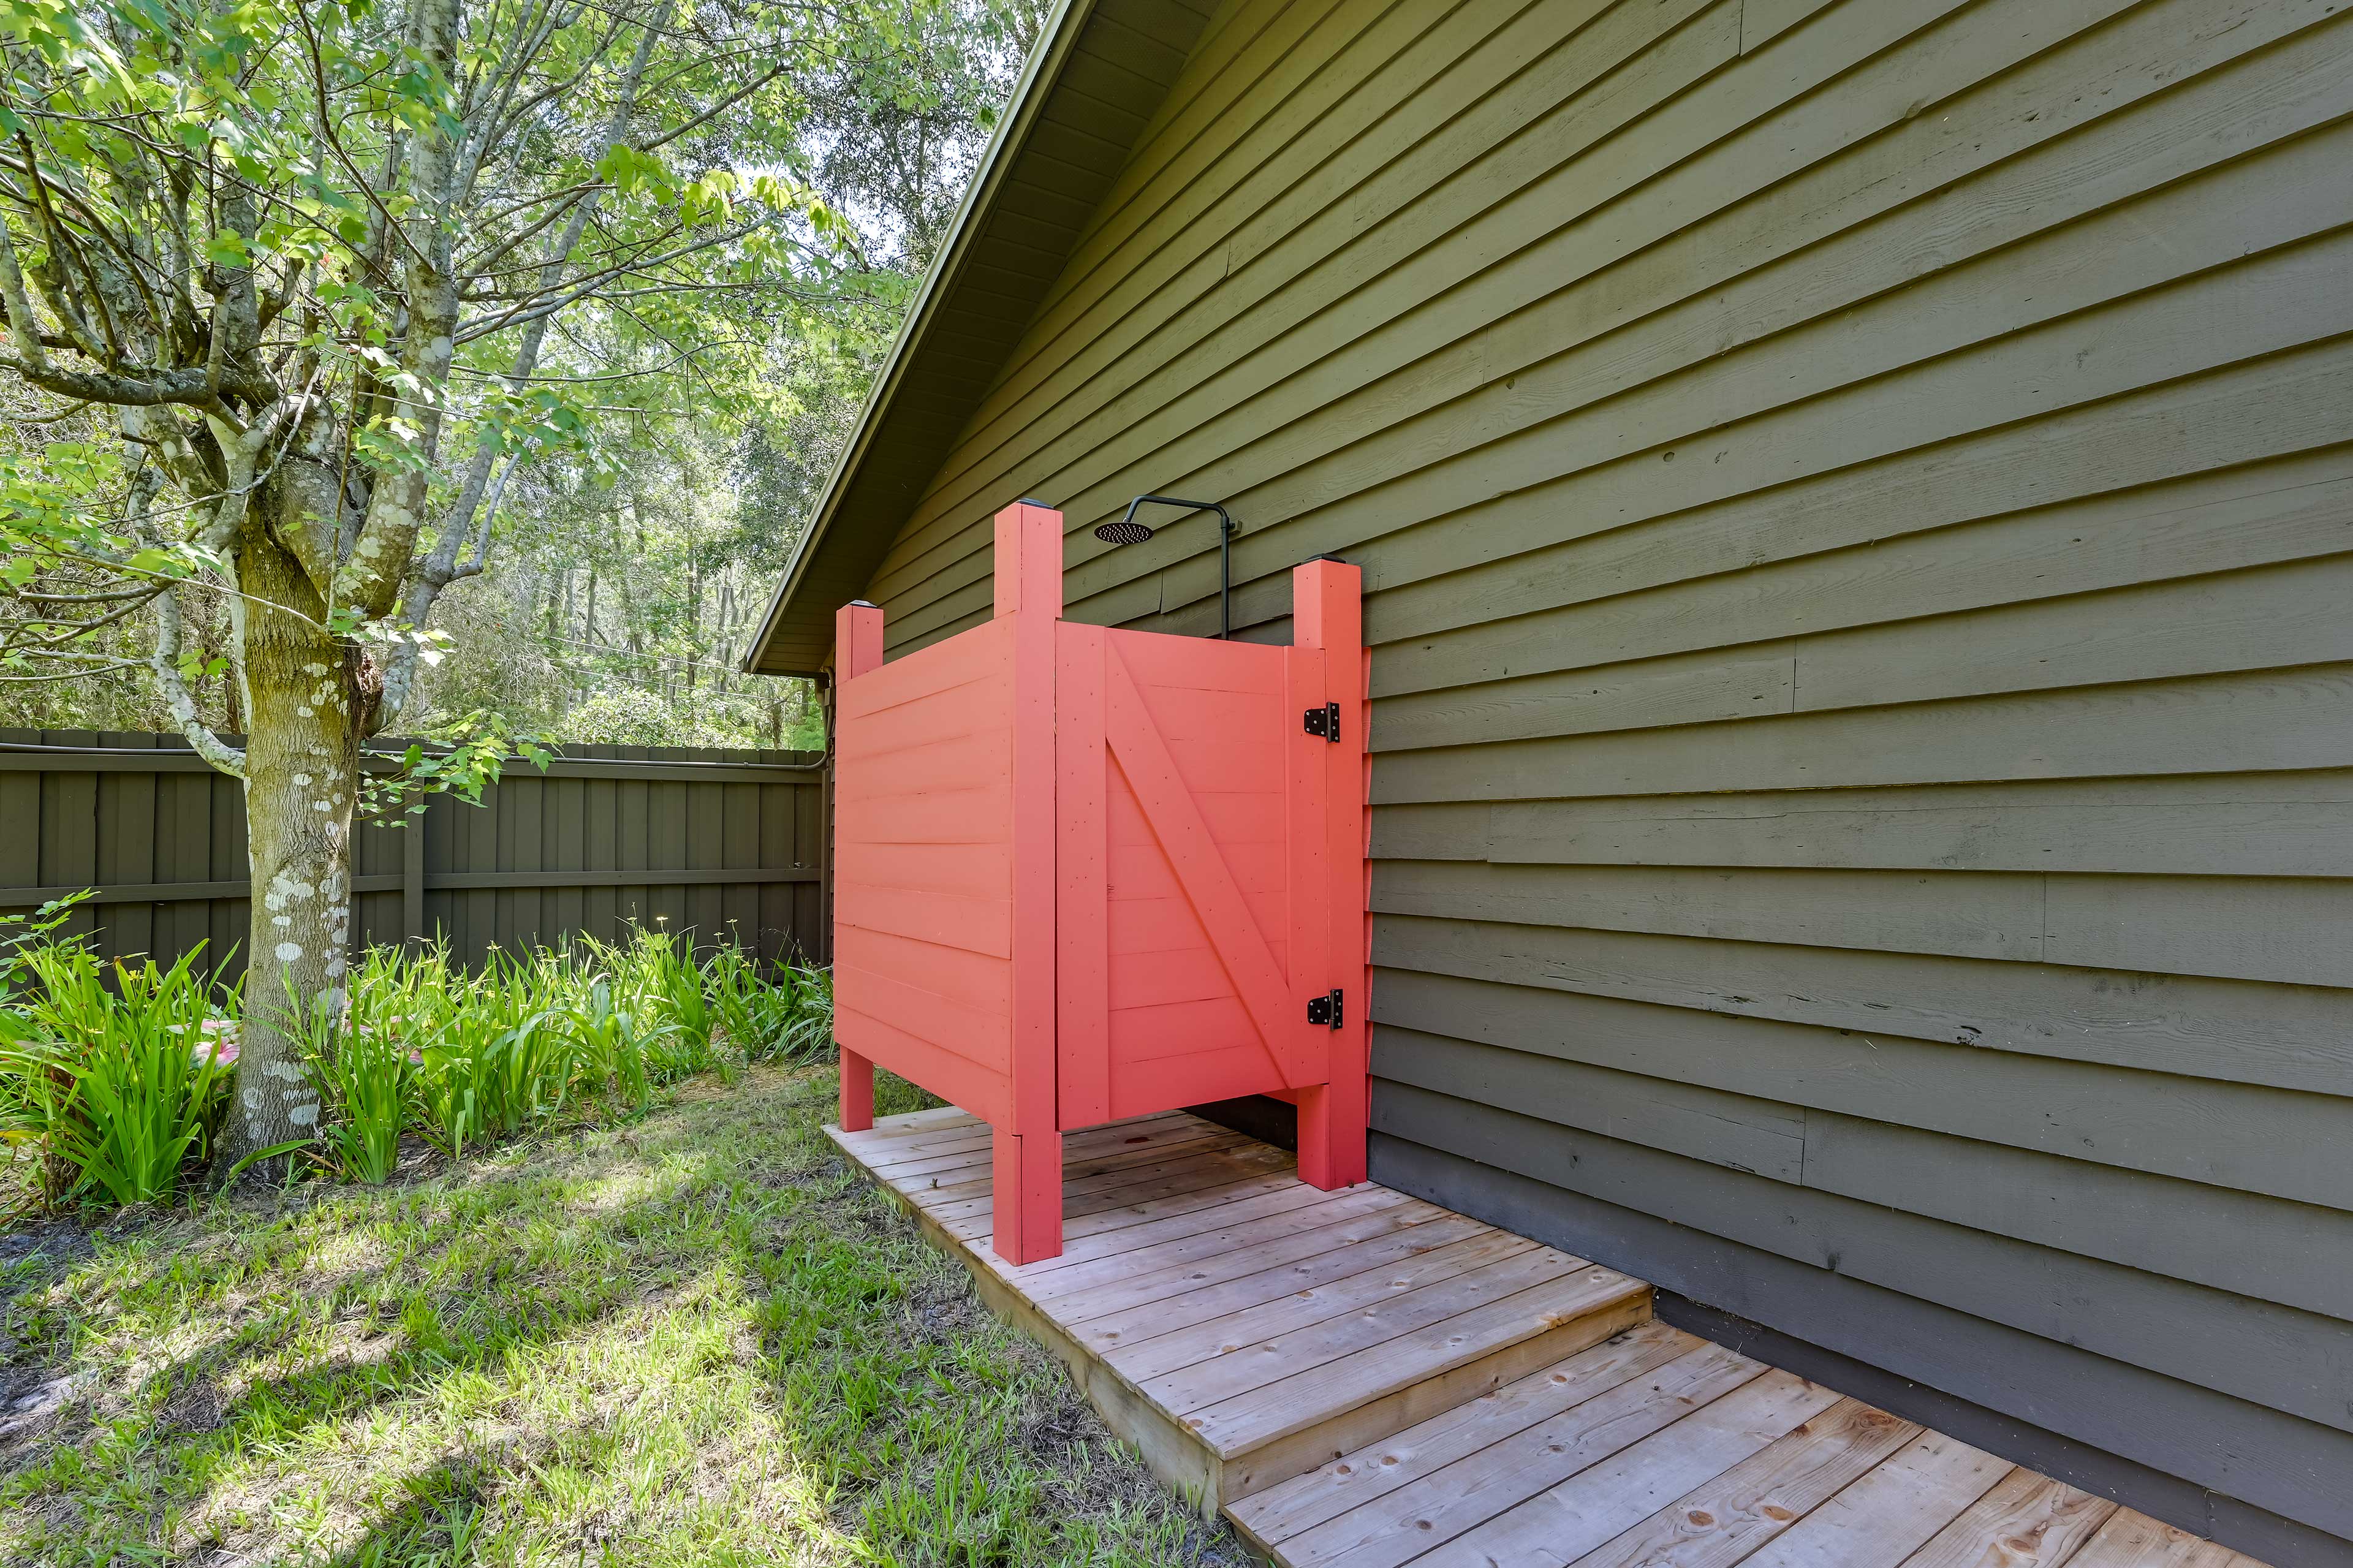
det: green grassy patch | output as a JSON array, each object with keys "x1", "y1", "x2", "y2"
[{"x1": 1, "y1": 1067, "x2": 1249, "y2": 1566}]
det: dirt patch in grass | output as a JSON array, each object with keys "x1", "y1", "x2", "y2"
[{"x1": 0, "y1": 1064, "x2": 1254, "y2": 1566}]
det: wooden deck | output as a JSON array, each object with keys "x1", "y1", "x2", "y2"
[{"x1": 828, "y1": 1107, "x2": 2273, "y2": 1568}]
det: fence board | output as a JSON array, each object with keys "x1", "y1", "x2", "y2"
[{"x1": 0, "y1": 730, "x2": 828, "y2": 977}]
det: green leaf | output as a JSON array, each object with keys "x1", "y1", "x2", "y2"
[{"x1": 222, "y1": 1138, "x2": 314, "y2": 1184}]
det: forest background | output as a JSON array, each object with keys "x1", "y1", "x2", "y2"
[{"x1": 0, "y1": 0, "x2": 1045, "y2": 752}]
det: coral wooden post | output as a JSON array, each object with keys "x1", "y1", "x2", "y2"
[
  {"x1": 833, "y1": 599, "x2": 885, "y2": 1134},
  {"x1": 1291, "y1": 558, "x2": 1368, "y2": 1189},
  {"x1": 993, "y1": 501, "x2": 1066, "y2": 1263}
]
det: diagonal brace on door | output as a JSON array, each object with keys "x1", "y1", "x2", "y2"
[{"x1": 1101, "y1": 644, "x2": 1319, "y2": 1089}]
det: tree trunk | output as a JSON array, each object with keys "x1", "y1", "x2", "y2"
[{"x1": 217, "y1": 528, "x2": 359, "y2": 1165}]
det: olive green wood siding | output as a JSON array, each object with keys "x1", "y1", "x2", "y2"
[{"x1": 846, "y1": 0, "x2": 2353, "y2": 1556}]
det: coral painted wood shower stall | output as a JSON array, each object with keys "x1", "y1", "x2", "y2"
[{"x1": 830, "y1": 502, "x2": 1370, "y2": 1263}]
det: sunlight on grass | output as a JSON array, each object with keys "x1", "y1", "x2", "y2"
[{"x1": 1, "y1": 1067, "x2": 1246, "y2": 1566}]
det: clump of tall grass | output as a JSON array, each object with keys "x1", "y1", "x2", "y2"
[
  {"x1": 291, "y1": 971, "x2": 409, "y2": 1185},
  {"x1": 580, "y1": 929, "x2": 710, "y2": 1083},
  {"x1": 1, "y1": 917, "x2": 832, "y2": 1213},
  {"x1": 0, "y1": 937, "x2": 237, "y2": 1208},
  {"x1": 707, "y1": 946, "x2": 836, "y2": 1065}
]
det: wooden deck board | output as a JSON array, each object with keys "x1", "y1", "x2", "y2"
[
  {"x1": 1142, "y1": 1246, "x2": 1585, "y2": 1415},
  {"x1": 1732, "y1": 1431, "x2": 2009, "y2": 1568},
  {"x1": 1228, "y1": 1321, "x2": 1705, "y2": 1549},
  {"x1": 1068, "y1": 1207, "x2": 1493, "y2": 1355},
  {"x1": 1099, "y1": 1221, "x2": 1529, "y2": 1378},
  {"x1": 1893, "y1": 1468, "x2": 2116, "y2": 1568},
  {"x1": 827, "y1": 1107, "x2": 2278, "y2": 1567}
]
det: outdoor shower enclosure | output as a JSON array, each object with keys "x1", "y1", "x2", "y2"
[{"x1": 831, "y1": 501, "x2": 1370, "y2": 1263}]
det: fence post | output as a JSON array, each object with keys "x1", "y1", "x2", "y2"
[{"x1": 402, "y1": 808, "x2": 426, "y2": 953}]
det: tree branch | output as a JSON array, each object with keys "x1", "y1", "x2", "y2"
[
  {"x1": 379, "y1": 2, "x2": 667, "y2": 727},
  {"x1": 0, "y1": 214, "x2": 53, "y2": 373},
  {"x1": 151, "y1": 582, "x2": 245, "y2": 776},
  {"x1": 127, "y1": 463, "x2": 243, "y2": 776},
  {"x1": 335, "y1": 0, "x2": 466, "y2": 623}
]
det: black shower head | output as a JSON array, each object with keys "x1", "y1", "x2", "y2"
[
  {"x1": 1094, "y1": 517, "x2": 1155, "y2": 545},
  {"x1": 1096, "y1": 493, "x2": 1238, "y2": 637}
]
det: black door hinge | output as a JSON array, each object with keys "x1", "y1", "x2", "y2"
[
  {"x1": 1306, "y1": 988, "x2": 1344, "y2": 1029},
  {"x1": 1303, "y1": 702, "x2": 1341, "y2": 743}
]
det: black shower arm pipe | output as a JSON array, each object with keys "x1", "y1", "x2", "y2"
[{"x1": 1121, "y1": 494, "x2": 1237, "y2": 638}]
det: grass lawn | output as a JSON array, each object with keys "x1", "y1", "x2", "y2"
[{"x1": 0, "y1": 1064, "x2": 1251, "y2": 1567}]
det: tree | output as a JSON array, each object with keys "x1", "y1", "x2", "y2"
[{"x1": 0, "y1": 0, "x2": 886, "y2": 1161}]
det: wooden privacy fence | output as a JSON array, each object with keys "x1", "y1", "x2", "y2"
[{"x1": 0, "y1": 729, "x2": 828, "y2": 979}]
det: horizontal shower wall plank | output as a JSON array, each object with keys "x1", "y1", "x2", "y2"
[
  {"x1": 1374, "y1": 656, "x2": 1796, "y2": 751},
  {"x1": 1372, "y1": 859, "x2": 2048, "y2": 963},
  {"x1": 1797, "y1": 1109, "x2": 2353, "y2": 1327},
  {"x1": 1376, "y1": 1024, "x2": 1808, "y2": 1184},
  {"x1": 1380, "y1": 858, "x2": 2353, "y2": 994},
  {"x1": 1368, "y1": 666, "x2": 2353, "y2": 805}
]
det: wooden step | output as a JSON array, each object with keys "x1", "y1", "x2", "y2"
[
  {"x1": 834, "y1": 1110, "x2": 2279, "y2": 1567},
  {"x1": 827, "y1": 1108, "x2": 1652, "y2": 1512}
]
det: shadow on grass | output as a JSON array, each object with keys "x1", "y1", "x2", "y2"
[
  {"x1": 1, "y1": 1066, "x2": 1250, "y2": 1567},
  {"x1": 320, "y1": 1447, "x2": 502, "y2": 1568}
]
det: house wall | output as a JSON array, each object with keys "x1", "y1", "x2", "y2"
[{"x1": 849, "y1": 0, "x2": 2353, "y2": 1556}]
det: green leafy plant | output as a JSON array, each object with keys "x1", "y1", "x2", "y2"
[
  {"x1": 704, "y1": 947, "x2": 835, "y2": 1066},
  {"x1": 779, "y1": 964, "x2": 836, "y2": 1065},
  {"x1": 292, "y1": 985, "x2": 412, "y2": 1187},
  {"x1": 471, "y1": 950, "x2": 572, "y2": 1134},
  {"x1": 656, "y1": 945, "x2": 717, "y2": 1072},
  {"x1": 0, "y1": 943, "x2": 235, "y2": 1207},
  {"x1": 582, "y1": 928, "x2": 716, "y2": 1084},
  {"x1": 0, "y1": 892, "x2": 94, "y2": 1000},
  {"x1": 344, "y1": 942, "x2": 470, "y2": 1162},
  {"x1": 703, "y1": 946, "x2": 774, "y2": 1058},
  {"x1": 1, "y1": 915, "x2": 823, "y2": 1209},
  {"x1": 563, "y1": 977, "x2": 670, "y2": 1116},
  {"x1": 411, "y1": 1032, "x2": 485, "y2": 1164}
]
